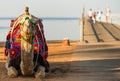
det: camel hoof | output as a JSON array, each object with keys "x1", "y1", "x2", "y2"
[
  {"x1": 35, "y1": 71, "x2": 45, "y2": 79},
  {"x1": 7, "y1": 67, "x2": 18, "y2": 78}
]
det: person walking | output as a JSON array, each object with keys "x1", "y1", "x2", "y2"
[
  {"x1": 88, "y1": 8, "x2": 93, "y2": 23},
  {"x1": 97, "y1": 8, "x2": 102, "y2": 22},
  {"x1": 93, "y1": 12, "x2": 97, "y2": 23},
  {"x1": 105, "y1": 6, "x2": 111, "y2": 23}
]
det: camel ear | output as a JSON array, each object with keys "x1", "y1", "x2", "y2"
[
  {"x1": 30, "y1": 15, "x2": 39, "y2": 24},
  {"x1": 31, "y1": 19, "x2": 39, "y2": 26},
  {"x1": 32, "y1": 20, "x2": 37, "y2": 24}
]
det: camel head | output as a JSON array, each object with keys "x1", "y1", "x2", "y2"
[
  {"x1": 20, "y1": 16, "x2": 37, "y2": 41},
  {"x1": 20, "y1": 6, "x2": 38, "y2": 44}
]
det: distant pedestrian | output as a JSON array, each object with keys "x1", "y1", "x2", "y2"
[
  {"x1": 93, "y1": 12, "x2": 97, "y2": 23},
  {"x1": 97, "y1": 8, "x2": 102, "y2": 22},
  {"x1": 88, "y1": 8, "x2": 93, "y2": 23},
  {"x1": 105, "y1": 6, "x2": 111, "y2": 23}
]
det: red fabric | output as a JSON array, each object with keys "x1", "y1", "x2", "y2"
[
  {"x1": 5, "y1": 49, "x2": 8, "y2": 56},
  {"x1": 5, "y1": 19, "x2": 48, "y2": 59},
  {"x1": 6, "y1": 32, "x2": 11, "y2": 40},
  {"x1": 9, "y1": 48, "x2": 18, "y2": 59},
  {"x1": 42, "y1": 52, "x2": 48, "y2": 59},
  {"x1": 10, "y1": 20, "x2": 14, "y2": 27}
]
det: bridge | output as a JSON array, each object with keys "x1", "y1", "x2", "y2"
[
  {"x1": 81, "y1": 20, "x2": 120, "y2": 43},
  {"x1": 68, "y1": 20, "x2": 120, "y2": 81}
]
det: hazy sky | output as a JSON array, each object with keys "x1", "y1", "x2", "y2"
[{"x1": 0, "y1": 0, "x2": 119, "y2": 17}]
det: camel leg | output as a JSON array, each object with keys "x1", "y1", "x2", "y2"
[
  {"x1": 35, "y1": 65, "x2": 45, "y2": 79},
  {"x1": 7, "y1": 66, "x2": 18, "y2": 78},
  {"x1": 5, "y1": 56, "x2": 18, "y2": 77}
]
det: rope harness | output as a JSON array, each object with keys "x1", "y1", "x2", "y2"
[{"x1": 20, "y1": 16, "x2": 35, "y2": 44}]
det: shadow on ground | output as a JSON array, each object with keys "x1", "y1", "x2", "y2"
[{"x1": 1, "y1": 58, "x2": 120, "y2": 81}]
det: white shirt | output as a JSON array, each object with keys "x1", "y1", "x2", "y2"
[
  {"x1": 106, "y1": 7, "x2": 110, "y2": 16},
  {"x1": 88, "y1": 10, "x2": 93, "y2": 17}
]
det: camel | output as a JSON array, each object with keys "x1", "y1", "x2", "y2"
[{"x1": 5, "y1": 7, "x2": 49, "y2": 78}]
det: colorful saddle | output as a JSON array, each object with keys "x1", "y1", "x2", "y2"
[{"x1": 5, "y1": 15, "x2": 48, "y2": 59}]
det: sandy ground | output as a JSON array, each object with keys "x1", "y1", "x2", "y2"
[
  {"x1": 1, "y1": 41, "x2": 120, "y2": 81},
  {"x1": 0, "y1": 41, "x2": 76, "y2": 81}
]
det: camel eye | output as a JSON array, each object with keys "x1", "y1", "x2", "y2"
[{"x1": 32, "y1": 23, "x2": 36, "y2": 28}]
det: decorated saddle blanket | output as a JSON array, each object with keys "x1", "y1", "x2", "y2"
[{"x1": 5, "y1": 15, "x2": 48, "y2": 59}]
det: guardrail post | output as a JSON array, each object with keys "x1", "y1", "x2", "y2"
[{"x1": 80, "y1": 5, "x2": 85, "y2": 42}]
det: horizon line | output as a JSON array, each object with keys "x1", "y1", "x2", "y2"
[{"x1": 0, "y1": 17, "x2": 79, "y2": 20}]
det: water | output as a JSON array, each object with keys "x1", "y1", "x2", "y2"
[
  {"x1": 0, "y1": 18, "x2": 80, "y2": 41},
  {"x1": 1, "y1": 15, "x2": 120, "y2": 42}
]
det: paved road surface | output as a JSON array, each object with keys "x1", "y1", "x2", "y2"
[{"x1": 66, "y1": 42, "x2": 120, "y2": 81}]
